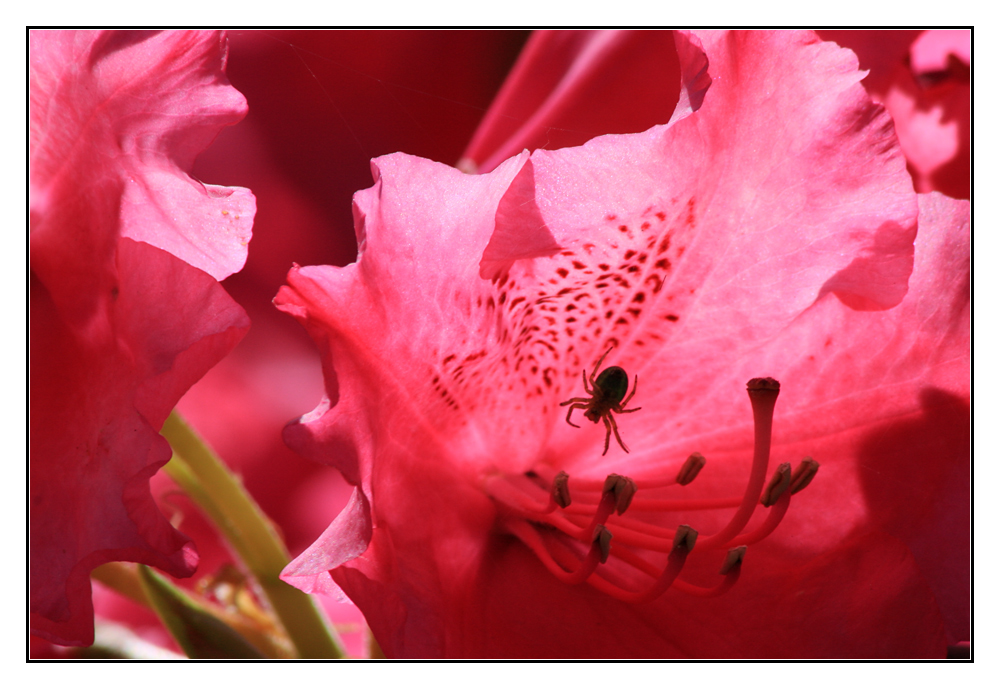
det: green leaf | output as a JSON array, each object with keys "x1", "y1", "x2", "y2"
[
  {"x1": 161, "y1": 411, "x2": 345, "y2": 658},
  {"x1": 138, "y1": 565, "x2": 265, "y2": 659}
]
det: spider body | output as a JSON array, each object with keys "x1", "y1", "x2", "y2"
[{"x1": 560, "y1": 347, "x2": 641, "y2": 455}]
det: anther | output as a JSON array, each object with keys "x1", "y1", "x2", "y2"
[
  {"x1": 760, "y1": 462, "x2": 791, "y2": 507},
  {"x1": 602, "y1": 473, "x2": 638, "y2": 515},
  {"x1": 551, "y1": 471, "x2": 572, "y2": 508},
  {"x1": 593, "y1": 524, "x2": 613, "y2": 564},
  {"x1": 719, "y1": 546, "x2": 746, "y2": 575},
  {"x1": 676, "y1": 452, "x2": 706, "y2": 486},
  {"x1": 790, "y1": 457, "x2": 820, "y2": 495},
  {"x1": 673, "y1": 524, "x2": 698, "y2": 552}
]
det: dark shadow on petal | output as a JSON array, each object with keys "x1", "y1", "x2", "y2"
[{"x1": 855, "y1": 387, "x2": 970, "y2": 644}]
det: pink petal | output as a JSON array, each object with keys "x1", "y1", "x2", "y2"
[
  {"x1": 277, "y1": 30, "x2": 958, "y2": 657},
  {"x1": 881, "y1": 69, "x2": 969, "y2": 199},
  {"x1": 30, "y1": 30, "x2": 254, "y2": 327},
  {"x1": 281, "y1": 486, "x2": 372, "y2": 599},
  {"x1": 31, "y1": 239, "x2": 249, "y2": 646},
  {"x1": 30, "y1": 30, "x2": 254, "y2": 646},
  {"x1": 910, "y1": 30, "x2": 971, "y2": 74}
]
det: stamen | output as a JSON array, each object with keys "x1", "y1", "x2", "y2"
[
  {"x1": 483, "y1": 474, "x2": 558, "y2": 516},
  {"x1": 626, "y1": 496, "x2": 742, "y2": 512},
  {"x1": 545, "y1": 524, "x2": 699, "y2": 603},
  {"x1": 551, "y1": 470, "x2": 572, "y2": 508},
  {"x1": 534, "y1": 464, "x2": 691, "y2": 492},
  {"x1": 719, "y1": 545, "x2": 747, "y2": 575},
  {"x1": 790, "y1": 457, "x2": 820, "y2": 494},
  {"x1": 760, "y1": 462, "x2": 791, "y2": 507},
  {"x1": 573, "y1": 474, "x2": 635, "y2": 538},
  {"x1": 730, "y1": 485, "x2": 790, "y2": 547},
  {"x1": 598, "y1": 539, "x2": 746, "y2": 598},
  {"x1": 724, "y1": 459, "x2": 821, "y2": 547},
  {"x1": 602, "y1": 473, "x2": 638, "y2": 514},
  {"x1": 605, "y1": 525, "x2": 698, "y2": 603},
  {"x1": 560, "y1": 513, "x2": 678, "y2": 551},
  {"x1": 503, "y1": 519, "x2": 606, "y2": 586},
  {"x1": 487, "y1": 375, "x2": 817, "y2": 605},
  {"x1": 593, "y1": 524, "x2": 613, "y2": 564},
  {"x1": 676, "y1": 546, "x2": 746, "y2": 598},
  {"x1": 534, "y1": 460, "x2": 707, "y2": 492}
]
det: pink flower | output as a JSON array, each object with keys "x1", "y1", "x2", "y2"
[
  {"x1": 30, "y1": 30, "x2": 254, "y2": 646},
  {"x1": 276, "y1": 31, "x2": 968, "y2": 657}
]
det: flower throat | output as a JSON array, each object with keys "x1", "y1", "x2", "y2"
[{"x1": 484, "y1": 378, "x2": 819, "y2": 603}]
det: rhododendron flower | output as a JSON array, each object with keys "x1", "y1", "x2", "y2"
[
  {"x1": 277, "y1": 31, "x2": 968, "y2": 658},
  {"x1": 30, "y1": 30, "x2": 254, "y2": 646}
]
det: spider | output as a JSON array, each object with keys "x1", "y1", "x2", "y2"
[{"x1": 559, "y1": 346, "x2": 642, "y2": 455}]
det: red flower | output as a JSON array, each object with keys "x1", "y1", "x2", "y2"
[
  {"x1": 30, "y1": 30, "x2": 253, "y2": 646},
  {"x1": 275, "y1": 31, "x2": 968, "y2": 658}
]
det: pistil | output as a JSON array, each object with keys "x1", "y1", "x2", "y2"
[{"x1": 694, "y1": 378, "x2": 780, "y2": 550}]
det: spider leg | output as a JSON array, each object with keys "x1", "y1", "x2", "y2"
[
  {"x1": 560, "y1": 396, "x2": 593, "y2": 406},
  {"x1": 607, "y1": 412, "x2": 630, "y2": 454},
  {"x1": 581, "y1": 369, "x2": 594, "y2": 395},
  {"x1": 563, "y1": 403, "x2": 589, "y2": 428},
  {"x1": 620, "y1": 374, "x2": 638, "y2": 406},
  {"x1": 589, "y1": 346, "x2": 614, "y2": 387},
  {"x1": 600, "y1": 415, "x2": 614, "y2": 456}
]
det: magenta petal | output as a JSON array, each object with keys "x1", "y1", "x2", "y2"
[{"x1": 31, "y1": 239, "x2": 249, "y2": 646}]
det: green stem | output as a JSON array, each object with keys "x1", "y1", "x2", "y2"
[{"x1": 161, "y1": 411, "x2": 345, "y2": 659}]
